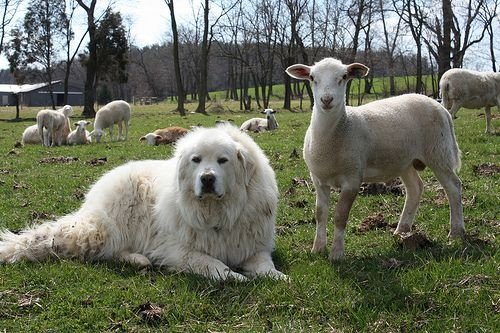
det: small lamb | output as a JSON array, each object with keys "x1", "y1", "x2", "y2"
[
  {"x1": 36, "y1": 105, "x2": 73, "y2": 147},
  {"x1": 67, "y1": 120, "x2": 92, "y2": 145},
  {"x1": 140, "y1": 126, "x2": 189, "y2": 146},
  {"x1": 439, "y1": 68, "x2": 500, "y2": 133},
  {"x1": 286, "y1": 58, "x2": 464, "y2": 261},
  {"x1": 240, "y1": 109, "x2": 278, "y2": 132},
  {"x1": 90, "y1": 100, "x2": 131, "y2": 143}
]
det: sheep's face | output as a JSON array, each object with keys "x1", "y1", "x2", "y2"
[
  {"x1": 140, "y1": 133, "x2": 162, "y2": 146},
  {"x1": 74, "y1": 120, "x2": 90, "y2": 133},
  {"x1": 261, "y1": 108, "x2": 276, "y2": 120},
  {"x1": 90, "y1": 129, "x2": 105, "y2": 143},
  {"x1": 286, "y1": 58, "x2": 369, "y2": 112}
]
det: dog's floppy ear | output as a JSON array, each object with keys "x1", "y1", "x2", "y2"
[{"x1": 237, "y1": 147, "x2": 256, "y2": 186}]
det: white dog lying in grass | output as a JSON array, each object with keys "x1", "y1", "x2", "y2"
[{"x1": 0, "y1": 125, "x2": 286, "y2": 281}]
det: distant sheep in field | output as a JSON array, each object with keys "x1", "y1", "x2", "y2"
[
  {"x1": 90, "y1": 100, "x2": 131, "y2": 143},
  {"x1": 140, "y1": 126, "x2": 189, "y2": 145},
  {"x1": 240, "y1": 109, "x2": 278, "y2": 132},
  {"x1": 36, "y1": 105, "x2": 73, "y2": 147},
  {"x1": 440, "y1": 68, "x2": 500, "y2": 133},
  {"x1": 67, "y1": 120, "x2": 92, "y2": 145},
  {"x1": 286, "y1": 57, "x2": 464, "y2": 261}
]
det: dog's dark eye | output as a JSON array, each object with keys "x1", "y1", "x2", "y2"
[
  {"x1": 192, "y1": 156, "x2": 201, "y2": 163},
  {"x1": 217, "y1": 157, "x2": 228, "y2": 164}
]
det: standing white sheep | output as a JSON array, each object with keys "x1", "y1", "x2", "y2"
[
  {"x1": 36, "y1": 105, "x2": 73, "y2": 147},
  {"x1": 67, "y1": 120, "x2": 92, "y2": 145},
  {"x1": 240, "y1": 109, "x2": 279, "y2": 132},
  {"x1": 286, "y1": 58, "x2": 464, "y2": 261},
  {"x1": 439, "y1": 68, "x2": 500, "y2": 133},
  {"x1": 90, "y1": 100, "x2": 131, "y2": 143}
]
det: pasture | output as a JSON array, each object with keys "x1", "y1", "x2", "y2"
[{"x1": 0, "y1": 100, "x2": 498, "y2": 332}]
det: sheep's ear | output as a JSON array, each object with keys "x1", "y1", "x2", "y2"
[
  {"x1": 346, "y1": 63, "x2": 369, "y2": 80},
  {"x1": 261, "y1": 110, "x2": 266, "y2": 114},
  {"x1": 73, "y1": 123, "x2": 78, "y2": 128},
  {"x1": 86, "y1": 121, "x2": 91, "y2": 125},
  {"x1": 155, "y1": 135, "x2": 162, "y2": 140},
  {"x1": 139, "y1": 136, "x2": 146, "y2": 141},
  {"x1": 237, "y1": 148, "x2": 256, "y2": 186},
  {"x1": 286, "y1": 64, "x2": 311, "y2": 81}
]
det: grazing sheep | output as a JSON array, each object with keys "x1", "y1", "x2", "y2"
[
  {"x1": 90, "y1": 100, "x2": 131, "y2": 143},
  {"x1": 286, "y1": 58, "x2": 464, "y2": 261},
  {"x1": 67, "y1": 120, "x2": 92, "y2": 145},
  {"x1": 240, "y1": 109, "x2": 278, "y2": 132},
  {"x1": 139, "y1": 126, "x2": 188, "y2": 146},
  {"x1": 439, "y1": 68, "x2": 500, "y2": 133},
  {"x1": 36, "y1": 105, "x2": 73, "y2": 147}
]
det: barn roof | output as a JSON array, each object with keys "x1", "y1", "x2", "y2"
[{"x1": 0, "y1": 81, "x2": 62, "y2": 94}]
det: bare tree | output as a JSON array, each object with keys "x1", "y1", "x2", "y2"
[
  {"x1": 380, "y1": 0, "x2": 402, "y2": 95},
  {"x1": 75, "y1": 0, "x2": 98, "y2": 117},
  {"x1": 395, "y1": 0, "x2": 426, "y2": 93},
  {"x1": 23, "y1": 0, "x2": 68, "y2": 109},
  {"x1": 478, "y1": 0, "x2": 498, "y2": 71},
  {"x1": 0, "y1": 0, "x2": 21, "y2": 56},
  {"x1": 62, "y1": 0, "x2": 88, "y2": 105},
  {"x1": 165, "y1": 0, "x2": 186, "y2": 116}
]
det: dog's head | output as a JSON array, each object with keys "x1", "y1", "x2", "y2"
[{"x1": 175, "y1": 127, "x2": 256, "y2": 201}]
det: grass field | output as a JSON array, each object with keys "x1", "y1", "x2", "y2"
[{"x1": 0, "y1": 99, "x2": 498, "y2": 332}]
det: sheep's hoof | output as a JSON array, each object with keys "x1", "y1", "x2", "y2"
[
  {"x1": 394, "y1": 224, "x2": 412, "y2": 235},
  {"x1": 328, "y1": 250, "x2": 344, "y2": 262},
  {"x1": 311, "y1": 241, "x2": 326, "y2": 254},
  {"x1": 448, "y1": 228, "x2": 465, "y2": 239}
]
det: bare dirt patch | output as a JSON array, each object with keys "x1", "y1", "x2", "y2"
[
  {"x1": 86, "y1": 157, "x2": 107, "y2": 166},
  {"x1": 395, "y1": 231, "x2": 433, "y2": 251},
  {"x1": 357, "y1": 213, "x2": 388, "y2": 233},
  {"x1": 359, "y1": 178, "x2": 404, "y2": 196},
  {"x1": 39, "y1": 156, "x2": 79, "y2": 164},
  {"x1": 472, "y1": 163, "x2": 499, "y2": 177}
]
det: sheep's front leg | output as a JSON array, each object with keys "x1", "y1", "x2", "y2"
[
  {"x1": 311, "y1": 179, "x2": 331, "y2": 254},
  {"x1": 108, "y1": 125, "x2": 114, "y2": 141},
  {"x1": 330, "y1": 186, "x2": 358, "y2": 261},
  {"x1": 240, "y1": 251, "x2": 288, "y2": 281},
  {"x1": 484, "y1": 106, "x2": 492, "y2": 133}
]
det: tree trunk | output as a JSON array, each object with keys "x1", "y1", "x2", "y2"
[
  {"x1": 195, "y1": 0, "x2": 209, "y2": 114},
  {"x1": 76, "y1": 0, "x2": 97, "y2": 118},
  {"x1": 166, "y1": 0, "x2": 186, "y2": 116}
]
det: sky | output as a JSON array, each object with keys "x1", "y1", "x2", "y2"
[{"x1": 0, "y1": 0, "x2": 197, "y2": 70}]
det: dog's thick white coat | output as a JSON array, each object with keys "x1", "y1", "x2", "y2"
[{"x1": 0, "y1": 125, "x2": 285, "y2": 281}]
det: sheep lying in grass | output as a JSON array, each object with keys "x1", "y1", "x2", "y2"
[
  {"x1": 67, "y1": 120, "x2": 92, "y2": 145},
  {"x1": 140, "y1": 126, "x2": 189, "y2": 146},
  {"x1": 21, "y1": 124, "x2": 47, "y2": 145},
  {"x1": 286, "y1": 58, "x2": 464, "y2": 261},
  {"x1": 36, "y1": 105, "x2": 73, "y2": 147},
  {"x1": 240, "y1": 109, "x2": 278, "y2": 132},
  {"x1": 439, "y1": 68, "x2": 500, "y2": 133},
  {"x1": 90, "y1": 100, "x2": 131, "y2": 143}
]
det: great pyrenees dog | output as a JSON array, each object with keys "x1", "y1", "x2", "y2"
[{"x1": 0, "y1": 125, "x2": 286, "y2": 281}]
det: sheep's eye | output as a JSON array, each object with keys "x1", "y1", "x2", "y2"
[
  {"x1": 309, "y1": 75, "x2": 314, "y2": 82},
  {"x1": 342, "y1": 74, "x2": 348, "y2": 80},
  {"x1": 217, "y1": 157, "x2": 228, "y2": 164},
  {"x1": 192, "y1": 156, "x2": 201, "y2": 163}
]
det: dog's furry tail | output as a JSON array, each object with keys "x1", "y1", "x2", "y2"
[{"x1": 0, "y1": 214, "x2": 108, "y2": 263}]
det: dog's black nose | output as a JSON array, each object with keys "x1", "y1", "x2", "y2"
[{"x1": 201, "y1": 173, "x2": 216, "y2": 191}]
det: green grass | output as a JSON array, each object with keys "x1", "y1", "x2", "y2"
[{"x1": 0, "y1": 100, "x2": 499, "y2": 332}]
